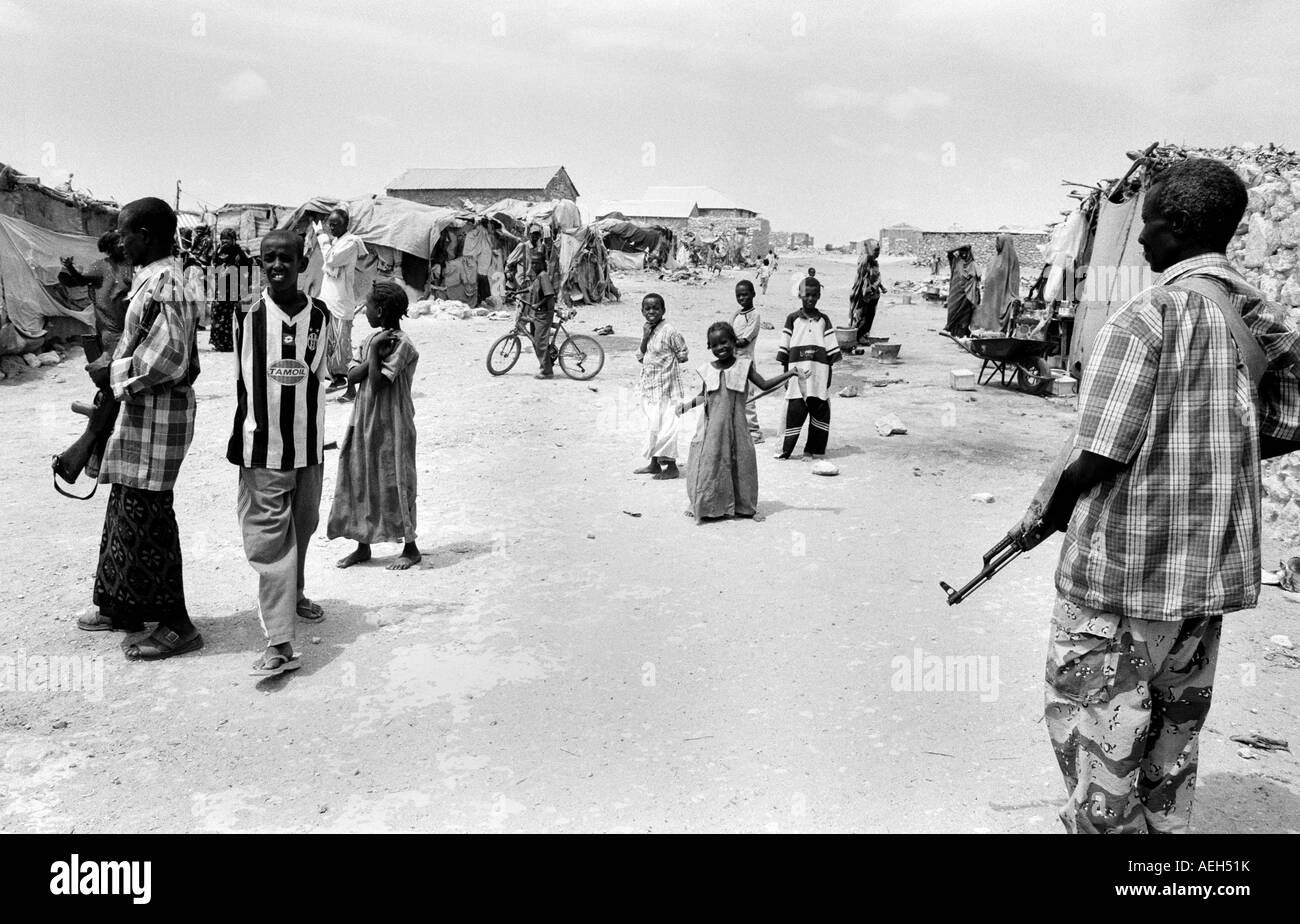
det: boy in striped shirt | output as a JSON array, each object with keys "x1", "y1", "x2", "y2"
[
  {"x1": 227, "y1": 230, "x2": 330, "y2": 678},
  {"x1": 775, "y1": 276, "x2": 841, "y2": 458}
]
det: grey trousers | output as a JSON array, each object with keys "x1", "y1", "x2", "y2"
[{"x1": 238, "y1": 464, "x2": 323, "y2": 646}]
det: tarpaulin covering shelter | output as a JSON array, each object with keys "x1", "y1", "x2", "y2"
[
  {"x1": 556, "y1": 225, "x2": 618, "y2": 306},
  {"x1": 0, "y1": 213, "x2": 98, "y2": 353},
  {"x1": 278, "y1": 194, "x2": 463, "y2": 305},
  {"x1": 484, "y1": 197, "x2": 583, "y2": 236}
]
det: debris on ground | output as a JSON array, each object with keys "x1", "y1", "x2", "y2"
[
  {"x1": 593, "y1": 325, "x2": 614, "y2": 336},
  {"x1": 875, "y1": 414, "x2": 908, "y2": 436},
  {"x1": 1269, "y1": 634, "x2": 1294, "y2": 649},
  {"x1": 970, "y1": 493, "x2": 996, "y2": 504},
  {"x1": 837, "y1": 385, "x2": 860, "y2": 398},
  {"x1": 1230, "y1": 733, "x2": 1290, "y2": 752},
  {"x1": 811, "y1": 460, "x2": 839, "y2": 476},
  {"x1": 622, "y1": 510, "x2": 642, "y2": 517}
]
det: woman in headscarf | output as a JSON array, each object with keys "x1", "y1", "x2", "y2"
[
  {"x1": 972, "y1": 233, "x2": 1021, "y2": 334},
  {"x1": 942, "y1": 246, "x2": 980, "y2": 338},
  {"x1": 849, "y1": 239, "x2": 885, "y2": 344}
]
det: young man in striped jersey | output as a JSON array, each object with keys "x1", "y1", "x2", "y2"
[{"x1": 227, "y1": 230, "x2": 330, "y2": 678}]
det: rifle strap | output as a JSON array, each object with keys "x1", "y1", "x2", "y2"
[
  {"x1": 1173, "y1": 275, "x2": 1268, "y2": 389},
  {"x1": 52, "y1": 465, "x2": 98, "y2": 500}
]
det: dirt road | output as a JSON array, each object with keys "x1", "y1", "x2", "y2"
[{"x1": 2, "y1": 254, "x2": 1297, "y2": 832}]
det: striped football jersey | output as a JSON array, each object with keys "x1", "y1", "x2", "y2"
[{"x1": 227, "y1": 289, "x2": 329, "y2": 469}]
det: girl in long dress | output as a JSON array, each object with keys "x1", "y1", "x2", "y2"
[
  {"x1": 677, "y1": 322, "x2": 803, "y2": 522},
  {"x1": 327, "y1": 281, "x2": 421, "y2": 570}
]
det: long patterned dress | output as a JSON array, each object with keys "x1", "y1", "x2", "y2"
[
  {"x1": 326, "y1": 330, "x2": 420, "y2": 543},
  {"x1": 685, "y1": 359, "x2": 759, "y2": 519}
]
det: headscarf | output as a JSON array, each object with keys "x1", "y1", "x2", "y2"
[
  {"x1": 850, "y1": 239, "x2": 882, "y2": 303},
  {"x1": 974, "y1": 234, "x2": 1020, "y2": 332},
  {"x1": 945, "y1": 247, "x2": 979, "y2": 324}
]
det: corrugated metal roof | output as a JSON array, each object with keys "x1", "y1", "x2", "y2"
[
  {"x1": 387, "y1": 165, "x2": 566, "y2": 191},
  {"x1": 597, "y1": 199, "x2": 698, "y2": 219},
  {"x1": 643, "y1": 185, "x2": 744, "y2": 211}
]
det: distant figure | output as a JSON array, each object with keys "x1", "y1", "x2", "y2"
[
  {"x1": 59, "y1": 231, "x2": 132, "y2": 354},
  {"x1": 849, "y1": 239, "x2": 886, "y2": 344},
  {"x1": 973, "y1": 233, "x2": 1021, "y2": 333},
  {"x1": 756, "y1": 257, "x2": 773, "y2": 294},
  {"x1": 316, "y1": 209, "x2": 366, "y2": 392},
  {"x1": 210, "y1": 228, "x2": 251, "y2": 352},
  {"x1": 942, "y1": 246, "x2": 980, "y2": 338}
]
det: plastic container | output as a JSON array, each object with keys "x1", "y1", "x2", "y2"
[{"x1": 950, "y1": 369, "x2": 976, "y2": 391}]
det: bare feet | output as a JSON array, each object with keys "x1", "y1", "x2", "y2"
[
  {"x1": 633, "y1": 458, "x2": 661, "y2": 475},
  {"x1": 387, "y1": 543, "x2": 422, "y2": 571},
  {"x1": 773, "y1": 451, "x2": 791, "y2": 460},
  {"x1": 337, "y1": 543, "x2": 371, "y2": 568},
  {"x1": 653, "y1": 462, "x2": 680, "y2": 480}
]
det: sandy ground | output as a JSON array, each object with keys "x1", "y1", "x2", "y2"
[{"x1": 2, "y1": 253, "x2": 1298, "y2": 833}]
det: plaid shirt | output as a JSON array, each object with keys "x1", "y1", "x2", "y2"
[
  {"x1": 636, "y1": 320, "x2": 688, "y2": 403},
  {"x1": 99, "y1": 258, "x2": 201, "y2": 491},
  {"x1": 1056, "y1": 253, "x2": 1300, "y2": 620}
]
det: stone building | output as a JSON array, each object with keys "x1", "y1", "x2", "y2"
[{"x1": 386, "y1": 166, "x2": 579, "y2": 209}]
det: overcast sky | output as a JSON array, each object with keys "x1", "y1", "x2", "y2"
[{"x1": 4, "y1": 0, "x2": 1298, "y2": 243}]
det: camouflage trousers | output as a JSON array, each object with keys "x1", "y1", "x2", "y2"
[{"x1": 1044, "y1": 596, "x2": 1222, "y2": 834}]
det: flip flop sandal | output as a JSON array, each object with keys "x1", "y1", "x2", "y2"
[
  {"x1": 122, "y1": 626, "x2": 204, "y2": 661},
  {"x1": 249, "y1": 652, "x2": 302, "y2": 678},
  {"x1": 297, "y1": 601, "x2": 325, "y2": 622}
]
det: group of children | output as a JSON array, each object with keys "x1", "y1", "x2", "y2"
[{"x1": 635, "y1": 273, "x2": 839, "y2": 523}]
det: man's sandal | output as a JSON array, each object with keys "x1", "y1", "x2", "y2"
[
  {"x1": 249, "y1": 651, "x2": 302, "y2": 678},
  {"x1": 297, "y1": 601, "x2": 325, "y2": 623},
  {"x1": 122, "y1": 626, "x2": 204, "y2": 661}
]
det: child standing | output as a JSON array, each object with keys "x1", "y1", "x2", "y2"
[
  {"x1": 677, "y1": 322, "x2": 801, "y2": 521},
  {"x1": 328, "y1": 281, "x2": 421, "y2": 570},
  {"x1": 775, "y1": 276, "x2": 841, "y2": 459},
  {"x1": 732, "y1": 280, "x2": 764, "y2": 443},
  {"x1": 756, "y1": 258, "x2": 773, "y2": 294},
  {"x1": 227, "y1": 230, "x2": 330, "y2": 678},
  {"x1": 635, "y1": 292, "x2": 689, "y2": 480}
]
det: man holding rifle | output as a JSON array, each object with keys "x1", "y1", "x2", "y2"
[
  {"x1": 77, "y1": 197, "x2": 204, "y2": 660},
  {"x1": 1019, "y1": 158, "x2": 1300, "y2": 833}
]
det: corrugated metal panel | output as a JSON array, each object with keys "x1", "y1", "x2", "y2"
[
  {"x1": 597, "y1": 199, "x2": 698, "y2": 220},
  {"x1": 644, "y1": 185, "x2": 742, "y2": 211},
  {"x1": 386, "y1": 165, "x2": 564, "y2": 191}
]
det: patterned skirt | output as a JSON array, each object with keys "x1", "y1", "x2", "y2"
[
  {"x1": 210, "y1": 304, "x2": 235, "y2": 352},
  {"x1": 93, "y1": 484, "x2": 189, "y2": 626}
]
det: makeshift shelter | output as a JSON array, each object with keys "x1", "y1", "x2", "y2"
[
  {"x1": 214, "y1": 202, "x2": 288, "y2": 249},
  {"x1": 0, "y1": 162, "x2": 118, "y2": 237},
  {"x1": 0, "y1": 213, "x2": 99, "y2": 354},
  {"x1": 278, "y1": 194, "x2": 462, "y2": 306},
  {"x1": 594, "y1": 218, "x2": 675, "y2": 267},
  {"x1": 1032, "y1": 142, "x2": 1300, "y2": 376}
]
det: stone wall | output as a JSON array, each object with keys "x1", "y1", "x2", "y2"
[
  {"x1": 917, "y1": 231, "x2": 1047, "y2": 269},
  {"x1": 1149, "y1": 145, "x2": 1300, "y2": 539}
]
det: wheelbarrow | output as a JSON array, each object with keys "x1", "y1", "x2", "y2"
[{"x1": 960, "y1": 337, "x2": 1054, "y2": 395}]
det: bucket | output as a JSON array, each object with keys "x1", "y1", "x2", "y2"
[
  {"x1": 872, "y1": 342, "x2": 902, "y2": 363},
  {"x1": 834, "y1": 327, "x2": 859, "y2": 352},
  {"x1": 900, "y1": 293, "x2": 913, "y2": 305}
]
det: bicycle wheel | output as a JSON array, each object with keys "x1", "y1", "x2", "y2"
[
  {"x1": 558, "y1": 334, "x2": 605, "y2": 380},
  {"x1": 486, "y1": 334, "x2": 522, "y2": 376}
]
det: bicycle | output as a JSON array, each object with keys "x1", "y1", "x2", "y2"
[{"x1": 486, "y1": 288, "x2": 605, "y2": 380}]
